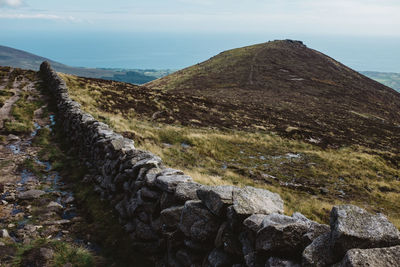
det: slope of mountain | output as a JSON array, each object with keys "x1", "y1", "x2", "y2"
[
  {"x1": 361, "y1": 71, "x2": 400, "y2": 92},
  {"x1": 146, "y1": 40, "x2": 400, "y2": 151},
  {"x1": 58, "y1": 41, "x2": 400, "y2": 225},
  {"x1": 0, "y1": 45, "x2": 171, "y2": 83}
]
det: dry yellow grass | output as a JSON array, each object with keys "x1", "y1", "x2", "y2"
[{"x1": 61, "y1": 73, "x2": 400, "y2": 227}]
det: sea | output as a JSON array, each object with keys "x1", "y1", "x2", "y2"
[{"x1": 1, "y1": 31, "x2": 399, "y2": 72}]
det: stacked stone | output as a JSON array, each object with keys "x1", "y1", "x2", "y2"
[{"x1": 40, "y1": 61, "x2": 400, "y2": 267}]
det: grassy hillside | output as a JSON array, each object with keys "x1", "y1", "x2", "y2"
[
  {"x1": 60, "y1": 72, "x2": 400, "y2": 227},
  {"x1": 146, "y1": 40, "x2": 400, "y2": 152},
  {"x1": 361, "y1": 71, "x2": 400, "y2": 92},
  {"x1": 0, "y1": 45, "x2": 172, "y2": 84}
]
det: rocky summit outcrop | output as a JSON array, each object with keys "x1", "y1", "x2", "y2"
[{"x1": 40, "y1": 61, "x2": 400, "y2": 266}]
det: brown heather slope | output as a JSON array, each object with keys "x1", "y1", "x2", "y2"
[
  {"x1": 146, "y1": 40, "x2": 400, "y2": 152},
  {"x1": 60, "y1": 41, "x2": 400, "y2": 225}
]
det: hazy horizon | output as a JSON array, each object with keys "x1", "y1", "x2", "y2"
[
  {"x1": 1, "y1": 0, "x2": 399, "y2": 72},
  {"x1": 1, "y1": 31, "x2": 400, "y2": 73}
]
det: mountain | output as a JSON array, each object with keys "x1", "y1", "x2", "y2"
[
  {"x1": 59, "y1": 41, "x2": 400, "y2": 228},
  {"x1": 361, "y1": 71, "x2": 400, "y2": 92},
  {"x1": 146, "y1": 40, "x2": 400, "y2": 151},
  {"x1": 0, "y1": 44, "x2": 171, "y2": 83}
]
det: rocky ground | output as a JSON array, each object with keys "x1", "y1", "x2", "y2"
[{"x1": 0, "y1": 67, "x2": 118, "y2": 266}]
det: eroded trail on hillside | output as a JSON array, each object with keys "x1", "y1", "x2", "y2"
[
  {"x1": 0, "y1": 68, "x2": 104, "y2": 266},
  {"x1": 0, "y1": 68, "x2": 20, "y2": 128}
]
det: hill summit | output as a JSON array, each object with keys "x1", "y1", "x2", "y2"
[{"x1": 146, "y1": 40, "x2": 400, "y2": 151}]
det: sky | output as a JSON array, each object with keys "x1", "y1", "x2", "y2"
[
  {"x1": 0, "y1": 0, "x2": 399, "y2": 70},
  {"x1": 1, "y1": 0, "x2": 400, "y2": 35}
]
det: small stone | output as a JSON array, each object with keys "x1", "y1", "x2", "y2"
[
  {"x1": 176, "y1": 249, "x2": 202, "y2": 266},
  {"x1": 17, "y1": 189, "x2": 46, "y2": 200},
  {"x1": 24, "y1": 224, "x2": 38, "y2": 232},
  {"x1": 208, "y1": 248, "x2": 233, "y2": 267},
  {"x1": 43, "y1": 219, "x2": 71, "y2": 225},
  {"x1": 40, "y1": 247, "x2": 54, "y2": 260},
  {"x1": 14, "y1": 212, "x2": 25, "y2": 220},
  {"x1": 7, "y1": 134, "x2": 20, "y2": 141},
  {"x1": 64, "y1": 196, "x2": 75, "y2": 204},
  {"x1": 1, "y1": 229, "x2": 10, "y2": 238},
  {"x1": 160, "y1": 206, "x2": 184, "y2": 228},
  {"x1": 0, "y1": 241, "x2": 5, "y2": 246},
  {"x1": 266, "y1": 257, "x2": 301, "y2": 267},
  {"x1": 140, "y1": 187, "x2": 160, "y2": 200},
  {"x1": 5, "y1": 193, "x2": 15, "y2": 201},
  {"x1": 302, "y1": 233, "x2": 336, "y2": 267},
  {"x1": 243, "y1": 214, "x2": 268, "y2": 232},
  {"x1": 135, "y1": 220, "x2": 158, "y2": 241},
  {"x1": 47, "y1": 201, "x2": 64, "y2": 211}
]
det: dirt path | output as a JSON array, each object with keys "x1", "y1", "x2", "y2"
[
  {"x1": 0, "y1": 68, "x2": 24, "y2": 129},
  {"x1": 0, "y1": 69, "x2": 103, "y2": 266},
  {"x1": 0, "y1": 89, "x2": 20, "y2": 128},
  {"x1": 248, "y1": 46, "x2": 265, "y2": 85}
]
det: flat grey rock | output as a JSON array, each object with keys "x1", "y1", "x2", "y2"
[
  {"x1": 155, "y1": 174, "x2": 192, "y2": 192},
  {"x1": 175, "y1": 182, "x2": 205, "y2": 202},
  {"x1": 233, "y1": 186, "x2": 284, "y2": 216}
]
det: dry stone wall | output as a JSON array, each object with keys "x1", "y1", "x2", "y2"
[{"x1": 40, "y1": 61, "x2": 400, "y2": 267}]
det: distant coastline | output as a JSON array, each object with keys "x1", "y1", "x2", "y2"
[{"x1": 1, "y1": 31, "x2": 399, "y2": 71}]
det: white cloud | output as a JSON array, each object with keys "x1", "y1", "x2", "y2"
[
  {"x1": 0, "y1": 0, "x2": 23, "y2": 8},
  {"x1": 0, "y1": 13, "x2": 80, "y2": 22}
]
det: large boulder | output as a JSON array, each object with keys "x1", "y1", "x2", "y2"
[
  {"x1": 197, "y1": 185, "x2": 237, "y2": 216},
  {"x1": 179, "y1": 200, "x2": 221, "y2": 242},
  {"x1": 330, "y1": 205, "x2": 400, "y2": 255},
  {"x1": 232, "y1": 186, "x2": 284, "y2": 216},
  {"x1": 339, "y1": 245, "x2": 400, "y2": 267},
  {"x1": 256, "y1": 214, "x2": 309, "y2": 257},
  {"x1": 256, "y1": 213, "x2": 329, "y2": 258}
]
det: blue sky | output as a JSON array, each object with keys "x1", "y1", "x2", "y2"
[
  {"x1": 1, "y1": 0, "x2": 399, "y2": 36},
  {"x1": 0, "y1": 0, "x2": 399, "y2": 71}
]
